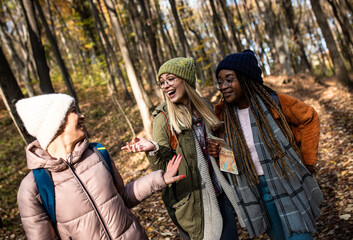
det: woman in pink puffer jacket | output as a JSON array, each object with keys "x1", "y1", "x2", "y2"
[{"x1": 16, "y1": 93, "x2": 184, "y2": 240}]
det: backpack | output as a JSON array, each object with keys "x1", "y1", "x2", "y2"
[
  {"x1": 159, "y1": 111, "x2": 178, "y2": 150},
  {"x1": 32, "y1": 142, "x2": 116, "y2": 226},
  {"x1": 264, "y1": 86, "x2": 282, "y2": 109},
  {"x1": 159, "y1": 88, "x2": 281, "y2": 151}
]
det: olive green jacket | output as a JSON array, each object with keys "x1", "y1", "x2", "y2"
[{"x1": 147, "y1": 103, "x2": 204, "y2": 240}]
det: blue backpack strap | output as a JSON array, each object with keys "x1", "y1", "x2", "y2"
[
  {"x1": 32, "y1": 168, "x2": 56, "y2": 223},
  {"x1": 89, "y1": 142, "x2": 117, "y2": 188}
]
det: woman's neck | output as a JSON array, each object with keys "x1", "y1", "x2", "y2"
[{"x1": 47, "y1": 137, "x2": 76, "y2": 161}]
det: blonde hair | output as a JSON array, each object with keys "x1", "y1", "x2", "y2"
[{"x1": 166, "y1": 81, "x2": 220, "y2": 134}]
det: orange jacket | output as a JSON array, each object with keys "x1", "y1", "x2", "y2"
[{"x1": 214, "y1": 93, "x2": 320, "y2": 166}]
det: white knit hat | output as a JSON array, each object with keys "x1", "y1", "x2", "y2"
[{"x1": 16, "y1": 93, "x2": 75, "y2": 150}]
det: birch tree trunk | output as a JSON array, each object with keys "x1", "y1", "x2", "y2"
[{"x1": 104, "y1": 0, "x2": 153, "y2": 138}]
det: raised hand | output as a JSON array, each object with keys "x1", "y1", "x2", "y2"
[
  {"x1": 163, "y1": 154, "x2": 185, "y2": 185},
  {"x1": 121, "y1": 137, "x2": 155, "y2": 153}
]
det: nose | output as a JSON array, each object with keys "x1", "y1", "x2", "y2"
[
  {"x1": 219, "y1": 83, "x2": 228, "y2": 90},
  {"x1": 78, "y1": 112, "x2": 85, "y2": 119},
  {"x1": 162, "y1": 82, "x2": 171, "y2": 92}
]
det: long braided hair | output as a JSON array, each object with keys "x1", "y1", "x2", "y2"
[{"x1": 223, "y1": 73, "x2": 302, "y2": 184}]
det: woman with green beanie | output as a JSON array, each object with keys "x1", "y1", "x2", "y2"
[
  {"x1": 122, "y1": 57, "x2": 242, "y2": 240},
  {"x1": 208, "y1": 50, "x2": 323, "y2": 239}
]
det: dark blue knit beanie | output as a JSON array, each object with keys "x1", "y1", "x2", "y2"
[{"x1": 216, "y1": 49, "x2": 263, "y2": 85}]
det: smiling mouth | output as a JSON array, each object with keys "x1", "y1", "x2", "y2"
[
  {"x1": 222, "y1": 91, "x2": 232, "y2": 97},
  {"x1": 167, "y1": 90, "x2": 176, "y2": 97}
]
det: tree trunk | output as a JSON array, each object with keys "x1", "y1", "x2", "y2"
[
  {"x1": 280, "y1": 0, "x2": 313, "y2": 74},
  {"x1": 136, "y1": 0, "x2": 161, "y2": 71},
  {"x1": 34, "y1": 0, "x2": 79, "y2": 102},
  {"x1": 310, "y1": 0, "x2": 352, "y2": 88},
  {"x1": 104, "y1": 0, "x2": 153, "y2": 138},
  {"x1": 71, "y1": 0, "x2": 101, "y2": 57},
  {"x1": 0, "y1": 46, "x2": 35, "y2": 144},
  {"x1": 209, "y1": 0, "x2": 229, "y2": 56},
  {"x1": 168, "y1": 0, "x2": 192, "y2": 57},
  {"x1": 19, "y1": 0, "x2": 54, "y2": 93},
  {"x1": 93, "y1": 0, "x2": 132, "y2": 100},
  {"x1": 128, "y1": 0, "x2": 157, "y2": 86},
  {"x1": 52, "y1": 2, "x2": 95, "y2": 86},
  {"x1": 0, "y1": 20, "x2": 36, "y2": 97},
  {"x1": 234, "y1": 0, "x2": 250, "y2": 48},
  {"x1": 255, "y1": 0, "x2": 293, "y2": 75},
  {"x1": 326, "y1": 0, "x2": 353, "y2": 69},
  {"x1": 154, "y1": 0, "x2": 176, "y2": 61},
  {"x1": 217, "y1": 0, "x2": 242, "y2": 52}
]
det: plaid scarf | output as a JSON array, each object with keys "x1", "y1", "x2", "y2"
[{"x1": 224, "y1": 96, "x2": 323, "y2": 237}]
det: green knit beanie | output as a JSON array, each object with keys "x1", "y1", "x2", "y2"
[{"x1": 157, "y1": 57, "x2": 196, "y2": 88}]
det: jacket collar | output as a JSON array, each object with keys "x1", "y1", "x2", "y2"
[{"x1": 26, "y1": 138, "x2": 89, "y2": 171}]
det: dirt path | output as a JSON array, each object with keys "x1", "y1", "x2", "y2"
[{"x1": 0, "y1": 74, "x2": 351, "y2": 239}]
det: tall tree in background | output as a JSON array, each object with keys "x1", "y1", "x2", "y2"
[
  {"x1": 168, "y1": 0, "x2": 192, "y2": 57},
  {"x1": 280, "y1": 0, "x2": 313, "y2": 74},
  {"x1": 137, "y1": 0, "x2": 161, "y2": 73},
  {"x1": 71, "y1": 0, "x2": 101, "y2": 57},
  {"x1": 0, "y1": 17, "x2": 36, "y2": 97},
  {"x1": 19, "y1": 0, "x2": 54, "y2": 93},
  {"x1": 91, "y1": 0, "x2": 131, "y2": 100},
  {"x1": 34, "y1": 0, "x2": 78, "y2": 102},
  {"x1": 216, "y1": 0, "x2": 242, "y2": 52},
  {"x1": 127, "y1": 1, "x2": 155, "y2": 83},
  {"x1": 104, "y1": 0, "x2": 153, "y2": 138},
  {"x1": 0, "y1": 45, "x2": 35, "y2": 144},
  {"x1": 310, "y1": 0, "x2": 352, "y2": 88},
  {"x1": 154, "y1": 0, "x2": 176, "y2": 61},
  {"x1": 256, "y1": 0, "x2": 293, "y2": 75},
  {"x1": 326, "y1": 0, "x2": 353, "y2": 69},
  {"x1": 209, "y1": 0, "x2": 229, "y2": 56},
  {"x1": 52, "y1": 2, "x2": 95, "y2": 85}
]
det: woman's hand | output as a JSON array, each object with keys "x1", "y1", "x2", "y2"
[
  {"x1": 121, "y1": 137, "x2": 155, "y2": 152},
  {"x1": 163, "y1": 154, "x2": 185, "y2": 185},
  {"x1": 207, "y1": 141, "x2": 220, "y2": 158}
]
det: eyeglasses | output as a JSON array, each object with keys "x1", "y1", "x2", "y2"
[
  {"x1": 216, "y1": 78, "x2": 236, "y2": 89},
  {"x1": 157, "y1": 77, "x2": 178, "y2": 89}
]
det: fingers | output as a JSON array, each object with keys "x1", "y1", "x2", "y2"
[
  {"x1": 120, "y1": 141, "x2": 140, "y2": 152},
  {"x1": 163, "y1": 154, "x2": 186, "y2": 185},
  {"x1": 122, "y1": 142, "x2": 132, "y2": 152},
  {"x1": 164, "y1": 173, "x2": 186, "y2": 185},
  {"x1": 173, "y1": 174, "x2": 186, "y2": 182}
]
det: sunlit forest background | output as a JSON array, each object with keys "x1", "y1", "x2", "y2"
[{"x1": 0, "y1": 0, "x2": 352, "y2": 239}]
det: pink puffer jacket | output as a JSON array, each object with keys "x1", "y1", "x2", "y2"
[{"x1": 17, "y1": 139, "x2": 167, "y2": 240}]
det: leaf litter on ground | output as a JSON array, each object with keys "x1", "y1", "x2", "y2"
[{"x1": 0, "y1": 73, "x2": 352, "y2": 239}]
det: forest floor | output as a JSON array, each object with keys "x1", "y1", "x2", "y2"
[{"x1": 0, "y1": 73, "x2": 352, "y2": 239}]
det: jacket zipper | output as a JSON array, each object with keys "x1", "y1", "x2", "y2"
[{"x1": 64, "y1": 160, "x2": 112, "y2": 240}]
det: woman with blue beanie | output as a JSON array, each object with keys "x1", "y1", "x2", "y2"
[
  {"x1": 208, "y1": 50, "x2": 323, "y2": 239},
  {"x1": 123, "y1": 57, "x2": 242, "y2": 240}
]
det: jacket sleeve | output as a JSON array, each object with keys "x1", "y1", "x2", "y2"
[
  {"x1": 147, "y1": 113, "x2": 175, "y2": 171},
  {"x1": 277, "y1": 93, "x2": 320, "y2": 166},
  {"x1": 111, "y1": 161, "x2": 166, "y2": 208},
  {"x1": 17, "y1": 173, "x2": 56, "y2": 240}
]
